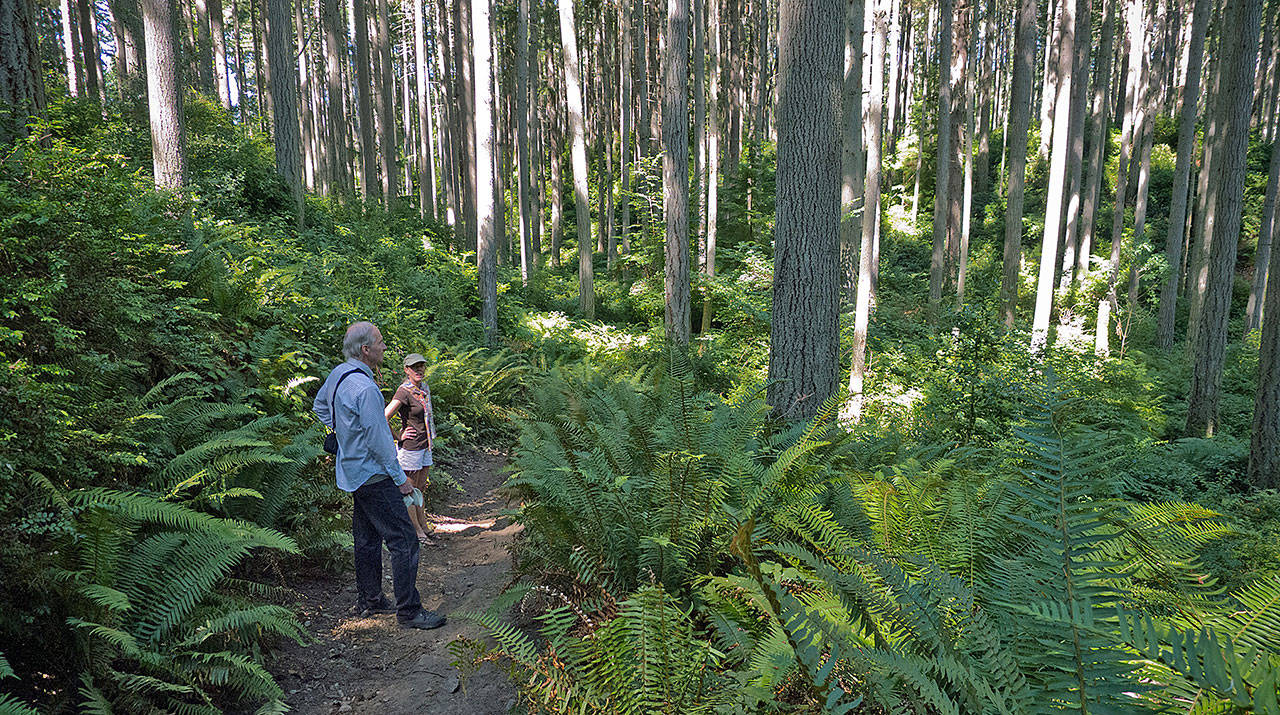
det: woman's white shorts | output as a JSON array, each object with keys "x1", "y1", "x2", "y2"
[{"x1": 397, "y1": 447, "x2": 433, "y2": 471}]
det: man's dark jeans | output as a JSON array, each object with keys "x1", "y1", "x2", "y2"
[{"x1": 352, "y1": 477, "x2": 422, "y2": 621}]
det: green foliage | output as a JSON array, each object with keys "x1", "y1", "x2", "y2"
[{"x1": 465, "y1": 364, "x2": 1280, "y2": 713}]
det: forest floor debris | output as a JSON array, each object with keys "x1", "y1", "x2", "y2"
[{"x1": 269, "y1": 447, "x2": 521, "y2": 715}]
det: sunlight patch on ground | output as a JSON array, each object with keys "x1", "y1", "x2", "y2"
[{"x1": 524, "y1": 311, "x2": 650, "y2": 352}]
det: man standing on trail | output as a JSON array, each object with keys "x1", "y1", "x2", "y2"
[{"x1": 313, "y1": 321, "x2": 446, "y2": 630}]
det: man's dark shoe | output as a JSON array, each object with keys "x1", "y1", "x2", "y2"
[
  {"x1": 399, "y1": 609, "x2": 447, "y2": 630},
  {"x1": 352, "y1": 595, "x2": 396, "y2": 616}
]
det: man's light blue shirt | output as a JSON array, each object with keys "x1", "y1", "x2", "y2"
[{"x1": 313, "y1": 358, "x2": 407, "y2": 492}]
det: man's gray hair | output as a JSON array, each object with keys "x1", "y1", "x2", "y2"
[{"x1": 342, "y1": 321, "x2": 378, "y2": 360}]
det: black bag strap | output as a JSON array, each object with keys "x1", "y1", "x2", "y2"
[{"x1": 329, "y1": 368, "x2": 365, "y2": 430}]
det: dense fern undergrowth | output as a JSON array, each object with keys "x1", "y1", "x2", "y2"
[{"x1": 3, "y1": 96, "x2": 1279, "y2": 712}]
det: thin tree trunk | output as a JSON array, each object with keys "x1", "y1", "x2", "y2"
[
  {"x1": 1000, "y1": 0, "x2": 1035, "y2": 329},
  {"x1": 664, "y1": 0, "x2": 690, "y2": 345},
  {"x1": 845, "y1": 0, "x2": 885, "y2": 422},
  {"x1": 702, "y1": 0, "x2": 720, "y2": 332},
  {"x1": 1187, "y1": 18, "x2": 1224, "y2": 353},
  {"x1": 768, "y1": 0, "x2": 842, "y2": 421},
  {"x1": 1055, "y1": 0, "x2": 1092, "y2": 298},
  {"x1": 76, "y1": 0, "x2": 102, "y2": 102},
  {"x1": 374, "y1": 0, "x2": 397, "y2": 205},
  {"x1": 1156, "y1": 0, "x2": 1208, "y2": 347},
  {"x1": 353, "y1": 0, "x2": 377, "y2": 201},
  {"x1": 840, "y1": 0, "x2": 864, "y2": 300},
  {"x1": 1031, "y1": 0, "x2": 1077, "y2": 350},
  {"x1": 473, "y1": 0, "x2": 496, "y2": 341},
  {"x1": 559, "y1": 0, "x2": 593, "y2": 317},
  {"x1": 1075, "y1": 0, "x2": 1115, "y2": 284},
  {"x1": 142, "y1": 0, "x2": 186, "y2": 189},
  {"x1": 297, "y1": 0, "x2": 318, "y2": 191},
  {"x1": 1251, "y1": 158, "x2": 1280, "y2": 487},
  {"x1": 1247, "y1": 44, "x2": 1280, "y2": 334},
  {"x1": 956, "y1": 20, "x2": 975, "y2": 309},
  {"x1": 927, "y1": 0, "x2": 953, "y2": 322},
  {"x1": 1095, "y1": 0, "x2": 1142, "y2": 356},
  {"x1": 1187, "y1": 0, "x2": 1263, "y2": 436},
  {"x1": 515, "y1": 0, "x2": 533, "y2": 281}
]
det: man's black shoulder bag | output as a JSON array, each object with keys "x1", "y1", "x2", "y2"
[{"x1": 323, "y1": 368, "x2": 364, "y2": 455}]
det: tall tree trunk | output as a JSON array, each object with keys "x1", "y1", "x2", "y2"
[
  {"x1": 768, "y1": 0, "x2": 842, "y2": 421},
  {"x1": 946, "y1": 0, "x2": 970, "y2": 296},
  {"x1": 61, "y1": 0, "x2": 82, "y2": 96},
  {"x1": 927, "y1": 0, "x2": 953, "y2": 322},
  {"x1": 839, "y1": 0, "x2": 863, "y2": 300},
  {"x1": 844, "y1": 0, "x2": 885, "y2": 422},
  {"x1": 515, "y1": 0, "x2": 533, "y2": 281},
  {"x1": 1074, "y1": 0, "x2": 1115, "y2": 284},
  {"x1": 0, "y1": 0, "x2": 46, "y2": 144},
  {"x1": 1246, "y1": 50, "x2": 1280, "y2": 334},
  {"x1": 76, "y1": 0, "x2": 102, "y2": 102},
  {"x1": 374, "y1": 0, "x2": 397, "y2": 205},
  {"x1": 559, "y1": 0, "x2": 593, "y2": 317},
  {"x1": 955, "y1": 19, "x2": 975, "y2": 309},
  {"x1": 1187, "y1": 18, "x2": 1224, "y2": 354},
  {"x1": 353, "y1": 0, "x2": 377, "y2": 201},
  {"x1": 211, "y1": 0, "x2": 230, "y2": 108},
  {"x1": 973, "y1": 0, "x2": 994, "y2": 197},
  {"x1": 474, "y1": 0, "x2": 496, "y2": 342},
  {"x1": 297, "y1": 0, "x2": 317, "y2": 190},
  {"x1": 723, "y1": 0, "x2": 741, "y2": 177},
  {"x1": 266, "y1": 0, "x2": 304, "y2": 224},
  {"x1": 1124, "y1": 0, "x2": 1166, "y2": 330},
  {"x1": 692, "y1": 0, "x2": 704, "y2": 277},
  {"x1": 702, "y1": 0, "x2": 720, "y2": 332},
  {"x1": 322, "y1": 0, "x2": 350, "y2": 198},
  {"x1": 618, "y1": 0, "x2": 631, "y2": 267},
  {"x1": 1095, "y1": 0, "x2": 1142, "y2": 356},
  {"x1": 193, "y1": 0, "x2": 214, "y2": 91},
  {"x1": 1251, "y1": 161, "x2": 1280, "y2": 487},
  {"x1": 1000, "y1": 0, "x2": 1035, "y2": 328},
  {"x1": 1187, "y1": 0, "x2": 1262, "y2": 436},
  {"x1": 1031, "y1": 0, "x2": 1077, "y2": 350},
  {"x1": 1054, "y1": 0, "x2": 1091, "y2": 297},
  {"x1": 1156, "y1": 0, "x2": 1208, "y2": 348},
  {"x1": 664, "y1": 0, "x2": 690, "y2": 345},
  {"x1": 142, "y1": 0, "x2": 187, "y2": 189},
  {"x1": 454, "y1": 0, "x2": 476, "y2": 248},
  {"x1": 110, "y1": 0, "x2": 145, "y2": 101}
]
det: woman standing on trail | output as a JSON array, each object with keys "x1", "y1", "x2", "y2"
[{"x1": 385, "y1": 353, "x2": 437, "y2": 545}]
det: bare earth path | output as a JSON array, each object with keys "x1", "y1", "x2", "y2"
[{"x1": 270, "y1": 447, "x2": 522, "y2": 715}]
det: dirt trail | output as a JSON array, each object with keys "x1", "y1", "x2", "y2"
[{"x1": 270, "y1": 447, "x2": 522, "y2": 714}]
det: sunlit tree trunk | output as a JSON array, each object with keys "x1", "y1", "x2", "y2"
[
  {"x1": 1095, "y1": 0, "x2": 1143, "y2": 356},
  {"x1": 1054, "y1": 0, "x2": 1091, "y2": 298},
  {"x1": 1075, "y1": 0, "x2": 1114, "y2": 284},
  {"x1": 844, "y1": 0, "x2": 885, "y2": 422},
  {"x1": 839, "y1": 0, "x2": 863, "y2": 300},
  {"x1": 61, "y1": 0, "x2": 82, "y2": 97},
  {"x1": 1187, "y1": 0, "x2": 1262, "y2": 436},
  {"x1": 210, "y1": 0, "x2": 230, "y2": 108},
  {"x1": 663, "y1": 0, "x2": 690, "y2": 345},
  {"x1": 1030, "y1": 0, "x2": 1077, "y2": 350},
  {"x1": 473, "y1": 0, "x2": 496, "y2": 341},
  {"x1": 702, "y1": 0, "x2": 720, "y2": 333},
  {"x1": 1246, "y1": 53, "x2": 1280, "y2": 334},
  {"x1": 296, "y1": 0, "x2": 317, "y2": 191},
  {"x1": 1000, "y1": 0, "x2": 1035, "y2": 328},
  {"x1": 515, "y1": 0, "x2": 532, "y2": 281},
  {"x1": 768, "y1": 0, "x2": 842, "y2": 421},
  {"x1": 142, "y1": 0, "x2": 187, "y2": 189},
  {"x1": 1187, "y1": 3, "x2": 1224, "y2": 352},
  {"x1": 559, "y1": 0, "x2": 594, "y2": 317}
]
